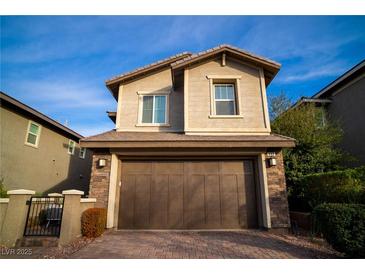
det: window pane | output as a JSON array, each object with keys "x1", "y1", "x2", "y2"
[
  {"x1": 226, "y1": 85, "x2": 235, "y2": 99},
  {"x1": 29, "y1": 123, "x2": 39, "y2": 134},
  {"x1": 27, "y1": 133, "x2": 37, "y2": 145},
  {"x1": 68, "y1": 141, "x2": 75, "y2": 154},
  {"x1": 215, "y1": 84, "x2": 235, "y2": 99},
  {"x1": 154, "y1": 96, "x2": 166, "y2": 123},
  {"x1": 215, "y1": 85, "x2": 222, "y2": 99},
  {"x1": 216, "y1": 101, "x2": 235, "y2": 115},
  {"x1": 142, "y1": 96, "x2": 153, "y2": 123}
]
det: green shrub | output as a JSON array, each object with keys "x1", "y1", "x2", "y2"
[
  {"x1": 0, "y1": 178, "x2": 9, "y2": 198},
  {"x1": 81, "y1": 208, "x2": 107, "y2": 238},
  {"x1": 291, "y1": 166, "x2": 365, "y2": 211},
  {"x1": 312, "y1": 203, "x2": 365, "y2": 258}
]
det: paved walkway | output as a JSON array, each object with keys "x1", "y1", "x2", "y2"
[{"x1": 70, "y1": 230, "x2": 340, "y2": 259}]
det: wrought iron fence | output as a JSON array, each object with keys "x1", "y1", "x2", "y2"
[{"x1": 24, "y1": 196, "x2": 64, "y2": 237}]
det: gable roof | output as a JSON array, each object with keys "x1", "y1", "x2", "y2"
[
  {"x1": 171, "y1": 44, "x2": 281, "y2": 86},
  {"x1": 105, "y1": 52, "x2": 192, "y2": 99},
  {"x1": 105, "y1": 45, "x2": 282, "y2": 99},
  {"x1": 0, "y1": 91, "x2": 83, "y2": 140},
  {"x1": 313, "y1": 59, "x2": 365, "y2": 99}
]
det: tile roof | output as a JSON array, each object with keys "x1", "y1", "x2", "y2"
[
  {"x1": 81, "y1": 130, "x2": 295, "y2": 148},
  {"x1": 171, "y1": 44, "x2": 281, "y2": 68},
  {"x1": 0, "y1": 91, "x2": 84, "y2": 140},
  {"x1": 105, "y1": 52, "x2": 192, "y2": 85}
]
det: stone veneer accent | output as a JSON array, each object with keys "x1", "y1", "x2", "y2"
[
  {"x1": 89, "y1": 153, "x2": 112, "y2": 208},
  {"x1": 266, "y1": 150, "x2": 290, "y2": 228}
]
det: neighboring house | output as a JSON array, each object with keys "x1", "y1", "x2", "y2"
[
  {"x1": 81, "y1": 45, "x2": 295, "y2": 231},
  {"x1": 290, "y1": 59, "x2": 365, "y2": 167},
  {"x1": 0, "y1": 91, "x2": 92, "y2": 194}
]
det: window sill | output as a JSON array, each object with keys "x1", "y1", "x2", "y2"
[
  {"x1": 135, "y1": 123, "x2": 171, "y2": 127},
  {"x1": 24, "y1": 142, "x2": 39, "y2": 149},
  {"x1": 208, "y1": 115, "x2": 244, "y2": 119}
]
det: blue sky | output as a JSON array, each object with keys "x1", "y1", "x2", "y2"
[{"x1": 1, "y1": 16, "x2": 365, "y2": 136}]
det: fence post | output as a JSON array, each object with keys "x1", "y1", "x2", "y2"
[
  {"x1": 0, "y1": 189, "x2": 35, "y2": 247},
  {"x1": 59, "y1": 189, "x2": 84, "y2": 246}
]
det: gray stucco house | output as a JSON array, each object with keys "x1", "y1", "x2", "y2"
[
  {"x1": 291, "y1": 59, "x2": 365, "y2": 166},
  {"x1": 0, "y1": 91, "x2": 92, "y2": 194}
]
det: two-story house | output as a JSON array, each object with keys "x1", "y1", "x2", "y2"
[
  {"x1": 0, "y1": 91, "x2": 92, "y2": 194},
  {"x1": 288, "y1": 59, "x2": 365, "y2": 167},
  {"x1": 81, "y1": 45, "x2": 295, "y2": 231}
]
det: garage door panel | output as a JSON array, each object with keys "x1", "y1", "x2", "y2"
[
  {"x1": 134, "y1": 175, "x2": 151, "y2": 228},
  {"x1": 221, "y1": 175, "x2": 238, "y2": 193},
  {"x1": 205, "y1": 192, "x2": 221, "y2": 227},
  {"x1": 150, "y1": 193, "x2": 168, "y2": 227},
  {"x1": 154, "y1": 162, "x2": 184, "y2": 174},
  {"x1": 185, "y1": 175, "x2": 205, "y2": 228},
  {"x1": 168, "y1": 175, "x2": 184, "y2": 228},
  {"x1": 205, "y1": 175, "x2": 220, "y2": 193},
  {"x1": 119, "y1": 175, "x2": 136, "y2": 228},
  {"x1": 243, "y1": 174, "x2": 258, "y2": 228}
]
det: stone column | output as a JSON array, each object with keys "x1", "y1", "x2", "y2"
[
  {"x1": 0, "y1": 189, "x2": 35, "y2": 247},
  {"x1": 59, "y1": 189, "x2": 83, "y2": 246}
]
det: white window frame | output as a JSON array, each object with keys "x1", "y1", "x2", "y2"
[
  {"x1": 206, "y1": 75, "x2": 243, "y2": 119},
  {"x1": 213, "y1": 83, "x2": 237, "y2": 116},
  {"x1": 24, "y1": 120, "x2": 42, "y2": 148},
  {"x1": 136, "y1": 90, "x2": 170, "y2": 127},
  {"x1": 68, "y1": 139, "x2": 76, "y2": 155},
  {"x1": 79, "y1": 147, "x2": 86, "y2": 159}
]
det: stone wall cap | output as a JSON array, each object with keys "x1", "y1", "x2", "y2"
[
  {"x1": 81, "y1": 198, "x2": 97, "y2": 203},
  {"x1": 0, "y1": 198, "x2": 10, "y2": 203},
  {"x1": 7, "y1": 189, "x2": 36, "y2": 195},
  {"x1": 62, "y1": 189, "x2": 84, "y2": 195},
  {"x1": 48, "y1": 193, "x2": 63, "y2": 197}
]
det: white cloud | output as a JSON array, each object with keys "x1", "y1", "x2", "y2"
[{"x1": 278, "y1": 62, "x2": 347, "y2": 82}]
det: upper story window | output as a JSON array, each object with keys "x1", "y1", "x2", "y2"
[
  {"x1": 214, "y1": 84, "x2": 237, "y2": 115},
  {"x1": 25, "y1": 121, "x2": 41, "y2": 148},
  {"x1": 206, "y1": 75, "x2": 243, "y2": 119},
  {"x1": 139, "y1": 94, "x2": 168, "y2": 125},
  {"x1": 79, "y1": 147, "x2": 86, "y2": 159},
  {"x1": 68, "y1": 140, "x2": 76, "y2": 155}
]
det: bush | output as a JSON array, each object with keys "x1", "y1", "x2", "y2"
[
  {"x1": 291, "y1": 166, "x2": 365, "y2": 211},
  {"x1": 81, "y1": 208, "x2": 107, "y2": 238},
  {"x1": 0, "y1": 178, "x2": 9, "y2": 198},
  {"x1": 312, "y1": 203, "x2": 365, "y2": 258}
]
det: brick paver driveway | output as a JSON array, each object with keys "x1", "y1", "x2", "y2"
[{"x1": 70, "y1": 230, "x2": 340, "y2": 259}]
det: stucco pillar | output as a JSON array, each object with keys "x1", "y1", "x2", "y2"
[
  {"x1": 107, "y1": 154, "x2": 119, "y2": 228},
  {"x1": 0, "y1": 189, "x2": 35, "y2": 247},
  {"x1": 59, "y1": 189, "x2": 83, "y2": 246},
  {"x1": 257, "y1": 154, "x2": 272, "y2": 229}
]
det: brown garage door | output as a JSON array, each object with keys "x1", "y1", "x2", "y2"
[{"x1": 118, "y1": 160, "x2": 258, "y2": 229}]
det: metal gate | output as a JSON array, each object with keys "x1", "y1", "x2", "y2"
[{"x1": 24, "y1": 196, "x2": 64, "y2": 237}]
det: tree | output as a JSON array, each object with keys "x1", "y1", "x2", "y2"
[
  {"x1": 270, "y1": 93, "x2": 346, "y2": 204},
  {"x1": 269, "y1": 91, "x2": 293, "y2": 121}
]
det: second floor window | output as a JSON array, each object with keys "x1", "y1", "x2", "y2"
[
  {"x1": 25, "y1": 121, "x2": 41, "y2": 147},
  {"x1": 214, "y1": 84, "x2": 237, "y2": 115},
  {"x1": 142, "y1": 95, "x2": 167, "y2": 124},
  {"x1": 68, "y1": 140, "x2": 76, "y2": 155}
]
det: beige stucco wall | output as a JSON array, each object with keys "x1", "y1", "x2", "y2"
[
  {"x1": 186, "y1": 57, "x2": 270, "y2": 134},
  {"x1": 117, "y1": 68, "x2": 184, "y2": 132},
  {"x1": 0, "y1": 107, "x2": 92, "y2": 194}
]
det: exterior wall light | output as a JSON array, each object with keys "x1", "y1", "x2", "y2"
[
  {"x1": 98, "y1": 159, "x2": 106, "y2": 167},
  {"x1": 267, "y1": 152, "x2": 277, "y2": 167}
]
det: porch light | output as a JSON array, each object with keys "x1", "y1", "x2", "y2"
[
  {"x1": 267, "y1": 152, "x2": 277, "y2": 167},
  {"x1": 98, "y1": 159, "x2": 106, "y2": 167}
]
